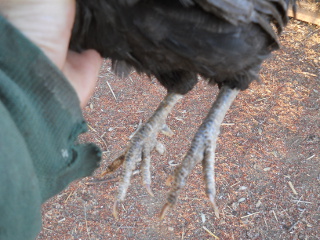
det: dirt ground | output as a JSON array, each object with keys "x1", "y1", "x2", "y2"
[{"x1": 37, "y1": 18, "x2": 319, "y2": 240}]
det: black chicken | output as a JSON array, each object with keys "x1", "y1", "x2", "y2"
[{"x1": 70, "y1": 0, "x2": 293, "y2": 218}]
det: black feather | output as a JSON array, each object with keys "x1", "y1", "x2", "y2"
[{"x1": 70, "y1": 0, "x2": 291, "y2": 93}]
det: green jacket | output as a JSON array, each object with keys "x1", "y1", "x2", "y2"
[{"x1": 0, "y1": 16, "x2": 101, "y2": 239}]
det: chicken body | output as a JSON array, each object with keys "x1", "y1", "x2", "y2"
[{"x1": 70, "y1": 0, "x2": 291, "y2": 218}]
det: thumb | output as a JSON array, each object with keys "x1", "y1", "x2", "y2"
[{"x1": 62, "y1": 50, "x2": 103, "y2": 108}]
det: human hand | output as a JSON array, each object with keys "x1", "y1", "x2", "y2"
[{"x1": 0, "y1": 0, "x2": 102, "y2": 107}]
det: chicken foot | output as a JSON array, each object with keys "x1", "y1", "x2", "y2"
[
  {"x1": 160, "y1": 86, "x2": 239, "y2": 219},
  {"x1": 102, "y1": 92, "x2": 183, "y2": 218}
]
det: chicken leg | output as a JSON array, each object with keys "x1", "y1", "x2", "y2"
[
  {"x1": 160, "y1": 86, "x2": 239, "y2": 219},
  {"x1": 101, "y1": 92, "x2": 183, "y2": 218}
]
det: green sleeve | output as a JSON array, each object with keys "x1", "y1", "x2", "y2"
[{"x1": 0, "y1": 16, "x2": 101, "y2": 240}]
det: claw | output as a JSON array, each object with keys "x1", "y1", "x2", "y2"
[
  {"x1": 161, "y1": 124, "x2": 174, "y2": 137},
  {"x1": 113, "y1": 201, "x2": 120, "y2": 220},
  {"x1": 144, "y1": 184, "x2": 155, "y2": 197},
  {"x1": 208, "y1": 193, "x2": 220, "y2": 218},
  {"x1": 159, "y1": 202, "x2": 172, "y2": 220}
]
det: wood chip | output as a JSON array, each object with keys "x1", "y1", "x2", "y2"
[
  {"x1": 292, "y1": 200, "x2": 312, "y2": 204},
  {"x1": 288, "y1": 181, "x2": 298, "y2": 195},
  {"x1": 306, "y1": 154, "x2": 315, "y2": 160},
  {"x1": 240, "y1": 212, "x2": 260, "y2": 219},
  {"x1": 301, "y1": 72, "x2": 317, "y2": 77},
  {"x1": 271, "y1": 210, "x2": 278, "y2": 222},
  {"x1": 221, "y1": 123, "x2": 235, "y2": 126},
  {"x1": 202, "y1": 226, "x2": 219, "y2": 239},
  {"x1": 88, "y1": 124, "x2": 97, "y2": 132},
  {"x1": 174, "y1": 117, "x2": 185, "y2": 123},
  {"x1": 107, "y1": 81, "x2": 117, "y2": 101}
]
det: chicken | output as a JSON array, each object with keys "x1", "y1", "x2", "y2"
[{"x1": 70, "y1": 0, "x2": 294, "y2": 218}]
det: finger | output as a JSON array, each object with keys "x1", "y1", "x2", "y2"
[
  {"x1": 62, "y1": 49, "x2": 103, "y2": 107},
  {"x1": 0, "y1": 0, "x2": 75, "y2": 69}
]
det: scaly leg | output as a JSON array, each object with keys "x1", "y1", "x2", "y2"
[
  {"x1": 101, "y1": 92, "x2": 183, "y2": 218},
  {"x1": 160, "y1": 86, "x2": 239, "y2": 219}
]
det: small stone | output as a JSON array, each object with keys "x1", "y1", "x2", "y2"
[
  {"x1": 256, "y1": 200, "x2": 262, "y2": 208},
  {"x1": 168, "y1": 160, "x2": 179, "y2": 166},
  {"x1": 201, "y1": 213, "x2": 206, "y2": 224},
  {"x1": 238, "y1": 186, "x2": 247, "y2": 191}
]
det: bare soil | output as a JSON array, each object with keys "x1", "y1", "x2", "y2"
[{"x1": 37, "y1": 19, "x2": 319, "y2": 240}]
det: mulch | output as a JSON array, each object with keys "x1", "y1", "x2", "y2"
[{"x1": 37, "y1": 17, "x2": 319, "y2": 240}]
